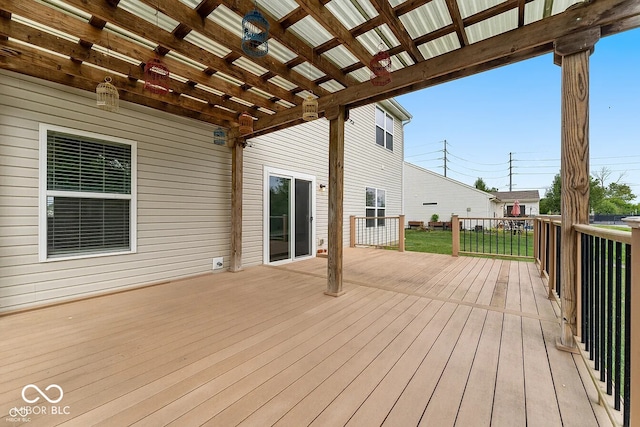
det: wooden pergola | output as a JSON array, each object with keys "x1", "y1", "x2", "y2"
[{"x1": 1, "y1": 0, "x2": 639, "y2": 364}]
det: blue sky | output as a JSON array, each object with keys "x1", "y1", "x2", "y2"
[{"x1": 397, "y1": 28, "x2": 640, "y2": 203}]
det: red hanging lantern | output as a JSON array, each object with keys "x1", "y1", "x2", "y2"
[
  {"x1": 370, "y1": 48, "x2": 391, "y2": 86},
  {"x1": 144, "y1": 58, "x2": 170, "y2": 94},
  {"x1": 239, "y1": 112, "x2": 253, "y2": 135}
]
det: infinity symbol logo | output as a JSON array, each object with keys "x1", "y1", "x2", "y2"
[
  {"x1": 21, "y1": 384, "x2": 64, "y2": 404},
  {"x1": 9, "y1": 407, "x2": 29, "y2": 417}
]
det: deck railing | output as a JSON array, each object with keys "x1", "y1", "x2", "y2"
[
  {"x1": 451, "y1": 216, "x2": 534, "y2": 259},
  {"x1": 534, "y1": 216, "x2": 639, "y2": 427},
  {"x1": 349, "y1": 215, "x2": 405, "y2": 251}
]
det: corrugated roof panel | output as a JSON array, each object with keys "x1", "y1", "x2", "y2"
[
  {"x1": 268, "y1": 75, "x2": 298, "y2": 91},
  {"x1": 45, "y1": 0, "x2": 92, "y2": 21},
  {"x1": 458, "y1": 0, "x2": 504, "y2": 20},
  {"x1": 178, "y1": 0, "x2": 198, "y2": 9},
  {"x1": 319, "y1": 80, "x2": 345, "y2": 93},
  {"x1": 388, "y1": 0, "x2": 406, "y2": 7},
  {"x1": 214, "y1": 72, "x2": 243, "y2": 87},
  {"x1": 197, "y1": 85, "x2": 226, "y2": 97},
  {"x1": 183, "y1": 31, "x2": 231, "y2": 58},
  {"x1": 289, "y1": 16, "x2": 334, "y2": 47},
  {"x1": 233, "y1": 57, "x2": 269, "y2": 77},
  {"x1": 165, "y1": 51, "x2": 208, "y2": 71},
  {"x1": 248, "y1": 86, "x2": 274, "y2": 100},
  {"x1": 323, "y1": 46, "x2": 360, "y2": 69},
  {"x1": 267, "y1": 39, "x2": 298, "y2": 64},
  {"x1": 229, "y1": 96, "x2": 255, "y2": 107},
  {"x1": 326, "y1": 0, "x2": 377, "y2": 30},
  {"x1": 357, "y1": 25, "x2": 401, "y2": 56},
  {"x1": 417, "y1": 32, "x2": 460, "y2": 59},
  {"x1": 292, "y1": 62, "x2": 326, "y2": 81},
  {"x1": 118, "y1": 0, "x2": 180, "y2": 33},
  {"x1": 391, "y1": 51, "x2": 414, "y2": 70},
  {"x1": 259, "y1": 0, "x2": 299, "y2": 20},
  {"x1": 276, "y1": 99, "x2": 296, "y2": 108},
  {"x1": 349, "y1": 68, "x2": 370, "y2": 83},
  {"x1": 171, "y1": 74, "x2": 189, "y2": 84},
  {"x1": 400, "y1": 0, "x2": 452, "y2": 39},
  {"x1": 466, "y1": 9, "x2": 517, "y2": 44},
  {"x1": 208, "y1": 4, "x2": 242, "y2": 35},
  {"x1": 91, "y1": 44, "x2": 141, "y2": 67},
  {"x1": 524, "y1": 0, "x2": 545, "y2": 25},
  {"x1": 104, "y1": 23, "x2": 157, "y2": 50}
]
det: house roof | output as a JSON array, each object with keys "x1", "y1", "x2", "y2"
[
  {"x1": 0, "y1": 0, "x2": 638, "y2": 138},
  {"x1": 491, "y1": 190, "x2": 540, "y2": 202}
]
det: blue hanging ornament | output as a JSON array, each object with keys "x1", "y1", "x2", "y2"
[{"x1": 242, "y1": 7, "x2": 269, "y2": 58}]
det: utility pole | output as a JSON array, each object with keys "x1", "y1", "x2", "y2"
[
  {"x1": 443, "y1": 139, "x2": 448, "y2": 177},
  {"x1": 509, "y1": 152, "x2": 513, "y2": 191}
]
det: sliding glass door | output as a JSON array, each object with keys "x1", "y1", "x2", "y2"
[{"x1": 265, "y1": 169, "x2": 315, "y2": 264}]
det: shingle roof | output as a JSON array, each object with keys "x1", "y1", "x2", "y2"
[{"x1": 491, "y1": 190, "x2": 540, "y2": 202}]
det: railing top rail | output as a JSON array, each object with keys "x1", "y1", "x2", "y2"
[
  {"x1": 352, "y1": 216, "x2": 401, "y2": 220},
  {"x1": 574, "y1": 223, "x2": 632, "y2": 245}
]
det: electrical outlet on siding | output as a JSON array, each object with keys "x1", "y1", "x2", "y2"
[{"x1": 212, "y1": 257, "x2": 224, "y2": 270}]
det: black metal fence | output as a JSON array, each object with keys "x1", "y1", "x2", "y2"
[
  {"x1": 350, "y1": 216, "x2": 404, "y2": 251},
  {"x1": 457, "y1": 217, "x2": 534, "y2": 259}
]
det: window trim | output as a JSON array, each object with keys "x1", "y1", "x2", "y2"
[
  {"x1": 365, "y1": 186, "x2": 386, "y2": 228},
  {"x1": 38, "y1": 124, "x2": 137, "y2": 262},
  {"x1": 375, "y1": 106, "x2": 394, "y2": 151}
]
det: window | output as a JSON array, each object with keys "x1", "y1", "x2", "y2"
[
  {"x1": 39, "y1": 124, "x2": 136, "y2": 261},
  {"x1": 375, "y1": 107, "x2": 393, "y2": 151},
  {"x1": 365, "y1": 187, "x2": 385, "y2": 227}
]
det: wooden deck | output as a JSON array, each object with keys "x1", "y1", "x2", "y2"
[{"x1": 1, "y1": 249, "x2": 609, "y2": 426}]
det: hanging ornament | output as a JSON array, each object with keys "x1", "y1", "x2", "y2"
[
  {"x1": 239, "y1": 112, "x2": 254, "y2": 135},
  {"x1": 144, "y1": 57, "x2": 170, "y2": 94},
  {"x1": 370, "y1": 46, "x2": 392, "y2": 86},
  {"x1": 213, "y1": 127, "x2": 227, "y2": 146},
  {"x1": 96, "y1": 76, "x2": 119, "y2": 112},
  {"x1": 302, "y1": 94, "x2": 319, "y2": 121},
  {"x1": 242, "y1": 5, "x2": 269, "y2": 58}
]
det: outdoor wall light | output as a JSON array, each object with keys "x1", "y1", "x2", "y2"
[{"x1": 319, "y1": 184, "x2": 327, "y2": 192}]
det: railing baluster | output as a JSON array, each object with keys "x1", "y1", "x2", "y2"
[
  {"x1": 607, "y1": 239, "x2": 614, "y2": 394},
  {"x1": 623, "y1": 243, "x2": 631, "y2": 427},
  {"x1": 594, "y1": 236, "x2": 601, "y2": 367},
  {"x1": 600, "y1": 237, "x2": 607, "y2": 382},
  {"x1": 615, "y1": 240, "x2": 622, "y2": 411}
]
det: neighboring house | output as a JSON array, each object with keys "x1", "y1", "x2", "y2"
[
  {"x1": 0, "y1": 69, "x2": 410, "y2": 312},
  {"x1": 403, "y1": 163, "x2": 496, "y2": 225},
  {"x1": 491, "y1": 190, "x2": 541, "y2": 217}
]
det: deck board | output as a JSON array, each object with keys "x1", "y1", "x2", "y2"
[{"x1": 0, "y1": 248, "x2": 609, "y2": 426}]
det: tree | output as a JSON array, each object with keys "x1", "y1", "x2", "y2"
[
  {"x1": 473, "y1": 177, "x2": 498, "y2": 193},
  {"x1": 539, "y1": 173, "x2": 561, "y2": 214}
]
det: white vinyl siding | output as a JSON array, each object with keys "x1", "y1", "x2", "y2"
[
  {"x1": 0, "y1": 69, "x2": 231, "y2": 313},
  {"x1": 39, "y1": 125, "x2": 137, "y2": 261}
]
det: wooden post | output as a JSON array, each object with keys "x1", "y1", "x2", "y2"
[
  {"x1": 555, "y1": 28, "x2": 599, "y2": 349},
  {"x1": 230, "y1": 137, "x2": 243, "y2": 272},
  {"x1": 623, "y1": 217, "x2": 640, "y2": 427},
  {"x1": 533, "y1": 217, "x2": 539, "y2": 262},
  {"x1": 452, "y1": 215, "x2": 459, "y2": 257},
  {"x1": 350, "y1": 215, "x2": 356, "y2": 248},
  {"x1": 325, "y1": 105, "x2": 346, "y2": 297},
  {"x1": 398, "y1": 215, "x2": 405, "y2": 252}
]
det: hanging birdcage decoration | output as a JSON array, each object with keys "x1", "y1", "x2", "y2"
[
  {"x1": 302, "y1": 94, "x2": 319, "y2": 121},
  {"x1": 213, "y1": 127, "x2": 227, "y2": 146},
  {"x1": 238, "y1": 112, "x2": 253, "y2": 135},
  {"x1": 370, "y1": 47, "x2": 392, "y2": 86},
  {"x1": 144, "y1": 57, "x2": 170, "y2": 94},
  {"x1": 242, "y1": 7, "x2": 269, "y2": 58},
  {"x1": 96, "y1": 76, "x2": 119, "y2": 112}
]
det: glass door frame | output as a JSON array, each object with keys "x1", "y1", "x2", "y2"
[{"x1": 263, "y1": 167, "x2": 316, "y2": 265}]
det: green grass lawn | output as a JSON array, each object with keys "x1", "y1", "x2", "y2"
[{"x1": 404, "y1": 229, "x2": 534, "y2": 260}]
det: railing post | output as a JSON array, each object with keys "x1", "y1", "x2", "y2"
[
  {"x1": 398, "y1": 215, "x2": 405, "y2": 252},
  {"x1": 540, "y1": 218, "x2": 548, "y2": 277},
  {"x1": 452, "y1": 215, "x2": 459, "y2": 257},
  {"x1": 534, "y1": 217, "x2": 539, "y2": 262},
  {"x1": 350, "y1": 215, "x2": 356, "y2": 248},
  {"x1": 623, "y1": 217, "x2": 639, "y2": 426}
]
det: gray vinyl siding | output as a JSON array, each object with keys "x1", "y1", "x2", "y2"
[
  {"x1": 242, "y1": 103, "x2": 405, "y2": 266},
  {"x1": 0, "y1": 70, "x2": 231, "y2": 313}
]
